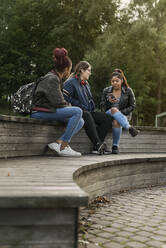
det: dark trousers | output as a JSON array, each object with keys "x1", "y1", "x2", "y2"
[{"x1": 83, "y1": 111, "x2": 112, "y2": 146}]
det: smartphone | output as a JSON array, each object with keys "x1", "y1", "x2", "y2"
[{"x1": 108, "y1": 93, "x2": 116, "y2": 100}]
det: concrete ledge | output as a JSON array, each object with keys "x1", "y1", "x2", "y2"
[
  {"x1": 1, "y1": 113, "x2": 166, "y2": 247},
  {"x1": 74, "y1": 154, "x2": 166, "y2": 199},
  {"x1": 0, "y1": 114, "x2": 92, "y2": 158},
  {"x1": 0, "y1": 155, "x2": 89, "y2": 248},
  {"x1": 0, "y1": 154, "x2": 166, "y2": 247},
  {"x1": 1, "y1": 154, "x2": 165, "y2": 208},
  {"x1": 1, "y1": 114, "x2": 166, "y2": 158},
  {"x1": 0, "y1": 156, "x2": 88, "y2": 208}
]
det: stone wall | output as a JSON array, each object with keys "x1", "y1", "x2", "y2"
[{"x1": 1, "y1": 114, "x2": 166, "y2": 158}]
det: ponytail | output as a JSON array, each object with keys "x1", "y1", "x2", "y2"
[{"x1": 113, "y1": 68, "x2": 129, "y2": 88}]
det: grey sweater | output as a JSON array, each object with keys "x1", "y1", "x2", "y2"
[{"x1": 33, "y1": 72, "x2": 68, "y2": 112}]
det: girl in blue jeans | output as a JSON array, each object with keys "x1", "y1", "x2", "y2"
[
  {"x1": 101, "y1": 69, "x2": 139, "y2": 154},
  {"x1": 31, "y1": 48, "x2": 84, "y2": 157}
]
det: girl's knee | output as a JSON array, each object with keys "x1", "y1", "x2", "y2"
[
  {"x1": 111, "y1": 107, "x2": 119, "y2": 115},
  {"x1": 83, "y1": 111, "x2": 92, "y2": 121},
  {"x1": 80, "y1": 118, "x2": 85, "y2": 127},
  {"x1": 74, "y1": 107, "x2": 83, "y2": 116}
]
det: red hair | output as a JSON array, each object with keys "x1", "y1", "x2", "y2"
[{"x1": 53, "y1": 48, "x2": 72, "y2": 72}]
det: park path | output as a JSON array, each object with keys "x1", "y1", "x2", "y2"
[{"x1": 79, "y1": 185, "x2": 166, "y2": 248}]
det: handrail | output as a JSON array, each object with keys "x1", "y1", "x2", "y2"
[{"x1": 155, "y1": 112, "x2": 166, "y2": 127}]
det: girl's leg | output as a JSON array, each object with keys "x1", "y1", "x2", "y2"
[
  {"x1": 31, "y1": 107, "x2": 84, "y2": 156},
  {"x1": 91, "y1": 112, "x2": 112, "y2": 143},
  {"x1": 111, "y1": 120, "x2": 122, "y2": 154},
  {"x1": 82, "y1": 111, "x2": 108, "y2": 155},
  {"x1": 106, "y1": 107, "x2": 139, "y2": 137},
  {"x1": 112, "y1": 124, "x2": 122, "y2": 147},
  {"x1": 31, "y1": 106, "x2": 83, "y2": 142},
  {"x1": 60, "y1": 118, "x2": 84, "y2": 142},
  {"x1": 82, "y1": 111, "x2": 100, "y2": 146},
  {"x1": 106, "y1": 108, "x2": 130, "y2": 129},
  {"x1": 105, "y1": 108, "x2": 123, "y2": 154}
]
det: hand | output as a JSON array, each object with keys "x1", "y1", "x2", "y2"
[{"x1": 108, "y1": 94, "x2": 117, "y2": 103}]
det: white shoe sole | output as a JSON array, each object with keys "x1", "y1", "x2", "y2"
[
  {"x1": 48, "y1": 143, "x2": 82, "y2": 157},
  {"x1": 48, "y1": 143, "x2": 60, "y2": 155},
  {"x1": 58, "y1": 152, "x2": 82, "y2": 157}
]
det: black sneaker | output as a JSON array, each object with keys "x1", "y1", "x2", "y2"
[
  {"x1": 112, "y1": 145, "x2": 119, "y2": 154},
  {"x1": 104, "y1": 144, "x2": 112, "y2": 155},
  {"x1": 97, "y1": 142, "x2": 106, "y2": 155},
  {"x1": 129, "y1": 126, "x2": 139, "y2": 137},
  {"x1": 91, "y1": 148, "x2": 100, "y2": 155}
]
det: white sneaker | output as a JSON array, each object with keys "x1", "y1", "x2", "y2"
[
  {"x1": 59, "y1": 146, "x2": 82, "y2": 157},
  {"x1": 48, "y1": 143, "x2": 61, "y2": 154}
]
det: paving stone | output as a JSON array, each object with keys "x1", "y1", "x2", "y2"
[
  {"x1": 104, "y1": 242, "x2": 124, "y2": 248},
  {"x1": 111, "y1": 222, "x2": 125, "y2": 229},
  {"x1": 118, "y1": 231, "x2": 133, "y2": 237},
  {"x1": 152, "y1": 235, "x2": 166, "y2": 242},
  {"x1": 84, "y1": 233, "x2": 95, "y2": 241},
  {"x1": 127, "y1": 241, "x2": 147, "y2": 248},
  {"x1": 127, "y1": 222, "x2": 143, "y2": 228},
  {"x1": 146, "y1": 240, "x2": 166, "y2": 248},
  {"x1": 122, "y1": 226, "x2": 138, "y2": 233},
  {"x1": 159, "y1": 224, "x2": 166, "y2": 231},
  {"x1": 81, "y1": 244, "x2": 100, "y2": 248},
  {"x1": 88, "y1": 229, "x2": 103, "y2": 236},
  {"x1": 88, "y1": 236, "x2": 107, "y2": 245},
  {"x1": 97, "y1": 231, "x2": 113, "y2": 239},
  {"x1": 136, "y1": 231, "x2": 152, "y2": 237},
  {"x1": 140, "y1": 225, "x2": 156, "y2": 232},
  {"x1": 130, "y1": 235, "x2": 150, "y2": 242},
  {"x1": 102, "y1": 227, "x2": 120, "y2": 233},
  {"x1": 85, "y1": 244, "x2": 99, "y2": 248},
  {"x1": 97, "y1": 220, "x2": 112, "y2": 226},
  {"x1": 153, "y1": 229, "x2": 166, "y2": 236},
  {"x1": 111, "y1": 236, "x2": 129, "y2": 243},
  {"x1": 79, "y1": 186, "x2": 166, "y2": 248}
]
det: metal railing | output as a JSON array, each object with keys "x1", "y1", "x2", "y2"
[{"x1": 155, "y1": 112, "x2": 166, "y2": 128}]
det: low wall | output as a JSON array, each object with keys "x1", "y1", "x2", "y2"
[
  {"x1": 0, "y1": 115, "x2": 166, "y2": 247},
  {"x1": 0, "y1": 155, "x2": 88, "y2": 248},
  {"x1": 74, "y1": 155, "x2": 166, "y2": 199},
  {"x1": 1, "y1": 114, "x2": 166, "y2": 158},
  {"x1": 0, "y1": 152, "x2": 166, "y2": 246}
]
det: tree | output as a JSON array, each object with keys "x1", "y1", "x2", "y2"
[
  {"x1": 85, "y1": 0, "x2": 166, "y2": 126},
  {"x1": 0, "y1": 0, "x2": 117, "y2": 100}
]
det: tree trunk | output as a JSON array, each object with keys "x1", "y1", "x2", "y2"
[{"x1": 157, "y1": 80, "x2": 162, "y2": 126}]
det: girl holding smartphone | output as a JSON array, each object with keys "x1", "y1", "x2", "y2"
[{"x1": 101, "y1": 69, "x2": 139, "y2": 154}]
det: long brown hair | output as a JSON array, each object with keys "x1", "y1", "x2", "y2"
[
  {"x1": 74, "y1": 61, "x2": 91, "y2": 78},
  {"x1": 113, "y1": 68, "x2": 129, "y2": 88}
]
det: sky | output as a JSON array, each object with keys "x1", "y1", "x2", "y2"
[{"x1": 120, "y1": 0, "x2": 131, "y2": 8}]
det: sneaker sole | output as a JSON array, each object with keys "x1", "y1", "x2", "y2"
[
  {"x1": 91, "y1": 151, "x2": 100, "y2": 155},
  {"x1": 47, "y1": 144, "x2": 60, "y2": 155},
  {"x1": 98, "y1": 143, "x2": 107, "y2": 155},
  {"x1": 112, "y1": 151, "x2": 119, "y2": 154},
  {"x1": 59, "y1": 153, "x2": 82, "y2": 157},
  {"x1": 104, "y1": 151, "x2": 112, "y2": 155}
]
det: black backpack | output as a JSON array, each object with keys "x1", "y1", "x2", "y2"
[{"x1": 12, "y1": 77, "x2": 43, "y2": 116}]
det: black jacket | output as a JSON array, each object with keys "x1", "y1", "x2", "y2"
[
  {"x1": 33, "y1": 72, "x2": 68, "y2": 112},
  {"x1": 101, "y1": 85, "x2": 136, "y2": 116}
]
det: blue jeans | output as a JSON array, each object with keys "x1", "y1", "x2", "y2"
[
  {"x1": 31, "y1": 106, "x2": 84, "y2": 142},
  {"x1": 106, "y1": 109, "x2": 130, "y2": 147},
  {"x1": 106, "y1": 110, "x2": 130, "y2": 129}
]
